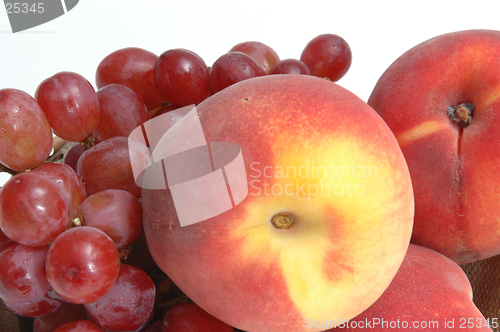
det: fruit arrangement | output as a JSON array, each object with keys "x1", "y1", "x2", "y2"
[{"x1": 0, "y1": 30, "x2": 499, "y2": 332}]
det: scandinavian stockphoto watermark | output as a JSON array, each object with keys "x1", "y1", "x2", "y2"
[
  {"x1": 128, "y1": 105, "x2": 249, "y2": 228},
  {"x1": 4, "y1": 0, "x2": 78, "y2": 33},
  {"x1": 249, "y1": 161, "x2": 378, "y2": 199},
  {"x1": 305, "y1": 317, "x2": 498, "y2": 329}
]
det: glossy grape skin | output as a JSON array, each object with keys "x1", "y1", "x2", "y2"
[
  {"x1": 96, "y1": 47, "x2": 165, "y2": 110},
  {"x1": 77, "y1": 137, "x2": 141, "y2": 197},
  {"x1": 300, "y1": 34, "x2": 352, "y2": 82},
  {"x1": 62, "y1": 143, "x2": 85, "y2": 173},
  {"x1": 35, "y1": 72, "x2": 100, "y2": 143},
  {"x1": 83, "y1": 264, "x2": 156, "y2": 331},
  {"x1": 0, "y1": 172, "x2": 69, "y2": 246},
  {"x1": 79, "y1": 189, "x2": 143, "y2": 249},
  {"x1": 53, "y1": 320, "x2": 106, "y2": 332},
  {"x1": 92, "y1": 84, "x2": 149, "y2": 144},
  {"x1": 268, "y1": 59, "x2": 311, "y2": 75},
  {"x1": 154, "y1": 49, "x2": 210, "y2": 107},
  {"x1": 229, "y1": 41, "x2": 280, "y2": 74},
  {"x1": 4, "y1": 292, "x2": 63, "y2": 317},
  {"x1": 34, "y1": 302, "x2": 88, "y2": 332},
  {"x1": 33, "y1": 162, "x2": 87, "y2": 219},
  {"x1": 46, "y1": 226, "x2": 121, "y2": 304},
  {"x1": 0, "y1": 89, "x2": 53, "y2": 171},
  {"x1": 209, "y1": 52, "x2": 265, "y2": 93},
  {"x1": 0, "y1": 244, "x2": 50, "y2": 305},
  {"x1": 161, "y1": 303, "x2": 234, "y2": 332}
]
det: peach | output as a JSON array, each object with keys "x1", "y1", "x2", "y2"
[
  {"x1": 329, "y1": 244, "x2": 493, "y2": 331},
  {"x1": 368, "y1": 29, "x2": 500, "y2": 264},
  {"x1": 141, "y1": 75, "x2": 414, "y2": 332}
]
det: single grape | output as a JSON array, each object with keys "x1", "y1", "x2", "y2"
[
  {"x1": 32, "y1": 162, "x2": 87, "y2": 219},
  {"x1": 209, "y1": 52, "x2": 265, "y2": 93},
  {"x1": 34, "y1": 302, "x2": 88, "y2": 332},
  {"x1": 0, "y1": 88, "x2": 53, "y2": 171},
  {"x1": 62, "y1": 143, "x2": 85, "y2": 173},
  {"x1": 93, "y1": 84, "x2": 150, "y2": 144},
  {"x1": 83, "y1": 264, "x2": 156, "y2": 331},
  {"x1": 268, "y1": 59, "x2": 311, "y2": 75},
  {"x1": 96, "y1": 47, "x2": 165, "y2": 110},
  {"x1": 0, "y1": 172, "x2": 69, "y2": 246},
  {"x1": 300, "y1": 34, "x2": 352, "y2": 82},
  {"x1": 161, "y1": 303, "x2": 234, "y2": 332},
  {"x1": 229, "y1": 41, "x2": 280, "y2": 74},
  {"x1": 78, "y1": 189, "x2": 143, "y2": 249},
  {"x1": 53, "y1": 320, "x2": 106, "y2": 332},
  {"x1": 35, "y1": 72, "x2": 100, "y2": 143},
  {"x1": 46, "y1": 226, "x2": 121, "y2": 304},
  {"x1": 0, "y1": 243, "x2": 50, "y2": 305},
  {"x1": 4, "y1": 292, "x2": 62, "y2": 317},
  {"x1": 77, "y1": 136, "x2": 141, "y2": 197},
  {"x1": 154, "y1": 49, "x2": 210, "y2": 107}
]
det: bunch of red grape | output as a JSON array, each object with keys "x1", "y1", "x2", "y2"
[{"x1": 0, "y1": 33, "x2": 351, "y2": 332}]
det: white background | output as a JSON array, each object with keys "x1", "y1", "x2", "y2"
[
  {"x1": 0, "y1": 0, "x2": 499, "y2": 184},
  {"x1": 1, "y1": 0, "x2": 500, "y2": 101}
]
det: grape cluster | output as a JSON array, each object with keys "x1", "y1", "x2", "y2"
[{"x1": 0, "y1": 34, "x2": 351, "y2": 331}]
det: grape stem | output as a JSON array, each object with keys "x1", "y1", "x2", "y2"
[{"x1": 80, "y1": 134, "x2": 96, "y2": 150}]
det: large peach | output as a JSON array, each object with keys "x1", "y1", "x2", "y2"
[
  {"x1": 141, "y1": 75, "x2": 414, "y2": 332},
  {"x1": 368, "y1": 29, "x2": 500, "y2": 264}
]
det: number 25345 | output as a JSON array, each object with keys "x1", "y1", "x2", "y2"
[{"x1": 5, "y1": 3, "x2": 45, "y2": 14}]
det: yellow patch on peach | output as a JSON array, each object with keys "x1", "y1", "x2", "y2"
[
  {"x1": 396, "y1": 121, "x2": 444, "y2": 146},
  {"x1": 230, "y1": 135, "x2": 412, "y2": 325},
  {"x1": 480, "y1": 84, "x2": 500, "y2": 109}
]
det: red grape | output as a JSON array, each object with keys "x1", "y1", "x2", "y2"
[
  {"x1": 209, "y1": 52, "x2": 265, "y2": 93},
  {"x1": 0, "y1": 89, "x2": 53, "y2": 171},
  {"x1": 77, "y1": 136, "x2": 141, "y2": 197},
  {"x1": 32, "y1": 162, "x2": 87, "y2": 219},
  {"x1": 93, "y1": 84, "x2": 150, "y2": 144},
  {"x1": 154, "y1": 49, "x2": 210, "y2": 106},
  {"x1": 0, "y1": 172, "x2": 69, "y2": 246},
  {"x1": 53, "y1": 320, "x2": 106, "y2": 332},
  {"x1": 4, "y1": 292, "x2": 62, "y2": 317},
  {"x1": 46, "y1": 226, "x2": 121, "y2": 304},
  {"x1": 229, "y1": 41, "x2": 280, "y2": 74},
  {"x1": 34, "y1": 302, "x2": 88, "y2": 332},
  {"x1": 35, "y1": 72, "x2": 100, "y2": 143},
  {"x1": 96, "y1": 47, "x2": 165, "y2": 110},
  {"x1": 161, "y1": 303, "x2": 234, "y2": 332},
  {"x1": 300, "y1": 34, "x2": 352, "y2": 82},
  {"x1": 79, "y1": 189, "x2": 143, "y2": 249},
  {"x1": 0, "y1": 243, "x2": 50, "y2": 305},
  {"x1": 83, "y1": 264, "x2": 156, "y2": 331},
  {"x1": 62, "y1": 143, "x2": 85, "y2": 173},
  {"x1": 268, "y1": 58, "x2": 311, "y2": 75}
]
